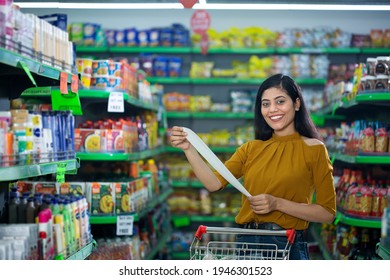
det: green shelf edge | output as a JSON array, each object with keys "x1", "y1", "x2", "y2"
[
  {"x1": 170, "y1": 251, "x2": 190, "y2": 260},
  {"x1": 376, "y1": 242, "x2": 390, "y2": 260},
  {"x1": 166, "y1": 111, "x2": 253, "y2": 119},
  {"x1": 171, "y1": 215, "x2": 235, "y2": 223},
  {"x1": 335, "y1": 211, "x2": 381, "y2": 228},
  {"x1": 355, "y1": 92, "x2": 390, "y2": 102},
  {"x1": 361, "y1": 48, "x2": 390, "y2": 54},
  {"x1": 76, "y1": 146, "x2": 166, "y2": 161},
  {"x1": 0, "y1": 159, "x2": 78, "y2": 182},
  {"x1": 333, "y1": 153, "x2": 390, "y2": 164},
  {"x1": 65, "y1": 240, "x2": 95, "y2": 260},
  {"x1": 89, "y1": 188, "x2": 173, "y2": 224},
  {"x1": 0, "y1": 48, "x2": 73, "y2": 82},
  {"x1": 75, "y1": 46, "x2": 381, "y2": 55}
]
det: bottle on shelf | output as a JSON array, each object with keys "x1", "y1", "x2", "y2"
[
  {"x1": 17, "y1": 191, "x2": 29, "y2": 223},
  {"x1": 8, "y1": 187, "x2": 20, "y2": 224},
  {"x1": 349, "y1": 228, "x2": 373, "y2": 260}
]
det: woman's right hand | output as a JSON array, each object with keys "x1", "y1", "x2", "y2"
[{"x1": 170, "y1": 126, "x2": 191, "y2": 150}]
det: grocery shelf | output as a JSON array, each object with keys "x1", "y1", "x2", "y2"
[
  {"x1": 165, "y1": 145, "x2": 236, "y2": 153},
  {"x1": 170, "y1": 251, "x2": 190, "y2": 260},
  {"x1": 147, "y1": 77, "x2": 326, "y2": 85},
  {"x1": 334, "y1": 210, "x2": 382, "y2": 228},
  {"x1": 376, "y1": 240, "x2": 390, "y2": 260},
  {"x1": 332, "y1": 153, "x2": 390, "y2": 164},
  {"x1": 193, "y1": 47, "x2": 275, "y2": 54},
  {"x1": 89, "y1": 187, "x2": 173, "y2": 224},
  {"x1": 355, "y1": 92, "x2": 390, "y2": 103},
  {"x1": 110, "y1": 46, "x2": 192, "y2": 54},
  {"x1": 0, "y1": 158, "x2": 79, "y2": 182},
  {"x1": 75, "y1": 46, "x2": 380, "y2": 55},
  {"x1": 275, "y1": 47, "x2": 360, "y2": 54},
  {"x1": 171, "y1": 180, "x2": 203, "y2": 188},
  {"x1": 77, "y1": 146, "x2": 166, "y2": 161},
  {"x1": 361, "y1": 48, "x2": 390, "y2": 54},
  {"x1": 66, "y1": 240, "x2": 96, "y2": 260},
  {"x1": 146, "y1": 226, "x2": 173, "y2": 260},
  {"x1": 309, "y1": 224, "x2": 334, "y2": 260},
  {"x1": 166, "y1": 111, "x2": 253, "y2": 119},
  {"x1": 171, "y1": 214, "x2": 235, "y2": 225},
  {"x1": 0, "y1": 48, "x2": 73, "y2": 82},
  {"x1": 75, "y1": 46, "x2": 109, "y2": 53}
]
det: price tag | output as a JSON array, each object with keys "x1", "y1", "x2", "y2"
[
  {"x1": 56, "y1": 162, "x2": 67, "y2": 183},
  {"x1": 71, "y1": 74, "x2": 79, "y2": 94},
  {"x1": 60, "y1": 72, "x2": 68, "y2": 94},
  {"x1": 116, "y1": 215, "x2": 134, "y2": 236},
  {"x1": 108, "y1": 91, "x2": 125, "y2": 113}
]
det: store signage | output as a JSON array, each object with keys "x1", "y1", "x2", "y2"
[
  {"x1": 116, "y1": 215, "x2": 134, "y2": 236},
  {"x1": 191, "y1": 10, "x2": 211, "y2": 55},
  {"x1": 179, "y1": 0, "x2": 197, "y2": 9},
  {"x1": 60, "y1": 72, "x2": 68, "y2": 94},
  {"x1": 107, "y1": 91, "x2": 125, "y2": 113},
  {"x1": 190, "y1": 9, "x2": 210, "y2": 35},
  {"x1": 71, "y1": 74, "x2": 78, "y2": 94},
  {"x1": 51, "y1": 89, "x2": 83, "y2": 115}
]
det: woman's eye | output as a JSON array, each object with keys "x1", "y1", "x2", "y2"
[
  {"x1": 277, "y1": 100, "x2": 285, "y2": 104},
  {"x1": 262, "y1": 102, "x2": 269, "y2": 107}
]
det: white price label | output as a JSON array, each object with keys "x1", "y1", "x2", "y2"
[
  {"x1": 116, "y1": 215, "x2": 134, "y2": 236},
  {"x1": 107, "y1": 91, "x2": 125, "y2": 113}
]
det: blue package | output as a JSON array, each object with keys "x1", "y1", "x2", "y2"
[
  {"x1": 153, "y1": 56, "x2": 169, "y2": 77},
  {"x1": 124, "y1": 28, "x2": 138, "y2": 46},
  {"x1": 39, "y1": 13, "x2": 67, "y2": 31},
  {"x1": 169, "y1": 57, "x2": 182, "y2": 77},
  {"x1": 114, "y1": 30, "x2": 126, "y2": 46},
  {"x1": 149, "y1": 28, "x2": 160, "y2": 46},
  {"x1": 159, "y1": 28, "x2": 173, "y2": 47},
  {"x1": 137, "y1": 29, "x2": 150, "y2": 46},
  {"x1": 104, "y1": 29, "x2": 116, "y2": 46}
]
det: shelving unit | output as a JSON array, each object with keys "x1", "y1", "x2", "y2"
[{"x1": 0, "y1": 47, "x2": 92, "y2": 260}]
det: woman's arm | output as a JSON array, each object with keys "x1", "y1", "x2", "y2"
[{"x1": 248, "y1": 194, "x2": 335, "y2": 223}]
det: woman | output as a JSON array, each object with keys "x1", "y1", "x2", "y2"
[{"x1": 170, "y1": 73, "x2": 336, "y2": 260}]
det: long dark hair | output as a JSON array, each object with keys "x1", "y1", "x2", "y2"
[{"x1": 254, "y1": 73, "x2": 321, "y2": 141}]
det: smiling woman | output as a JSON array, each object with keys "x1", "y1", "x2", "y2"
[{"x1": 169, "y1": 73, "x2": 336, "y2": 260}]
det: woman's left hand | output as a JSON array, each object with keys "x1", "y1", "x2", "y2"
[{"x1": 248, "y1": 194, "x2": 278, "y2": 214}]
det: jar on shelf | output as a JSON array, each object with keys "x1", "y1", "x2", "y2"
[
  {"x1": 366, "y1": 57, "x2": 377, "y2": 76},
  {"x1": 375, "y1": 56, "x2": 390, "y2": 75},
  {"x1": 365, "y1": 75, "x2": 377, "y2": 91},
  {"x1": 375, "y1": 74, "x2": 389, "y2": 90}
]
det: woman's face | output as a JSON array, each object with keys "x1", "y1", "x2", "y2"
[{"x1": 260, "y1": 87, "x2": 300, "y2": 136}]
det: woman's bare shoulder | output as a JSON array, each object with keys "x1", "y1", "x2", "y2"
[{"x1": 301, "y1": 136, "x2": 324, "y2": 146}]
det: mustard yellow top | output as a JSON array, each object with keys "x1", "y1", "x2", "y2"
[{"x1": 214, "y1": 132, "x2": 336, "y2": 230}]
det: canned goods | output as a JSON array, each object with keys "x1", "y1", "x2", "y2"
[{"x1": 375, "y1": 56, "x2": 390, "y2": 75}]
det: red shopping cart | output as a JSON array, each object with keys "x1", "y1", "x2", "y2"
[{"x1": 190, "y1": 225, "x2": 296, "y2": 260}]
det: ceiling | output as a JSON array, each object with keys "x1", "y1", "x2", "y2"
[{"x1": 14, "y1": 0, "x2": 390, "y2": 3}]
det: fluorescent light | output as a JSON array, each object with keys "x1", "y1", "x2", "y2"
[{"x1": 14, "y1": 2, "x2": 390, "y2": 11}]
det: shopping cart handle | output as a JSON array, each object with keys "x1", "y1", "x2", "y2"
[
  {"x1": 195, "y1": 225, "x2": 207, "y2": 240},
  {"x1": 286, "y1": 229, "x2": 296, "y2": 244}
]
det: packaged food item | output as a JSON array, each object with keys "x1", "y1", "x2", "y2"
[
  {"x1": 364, "y1": 76, "x2": 376, "y2": 91},
  {"x1": 92, "y1": 60, "x2": 110, "y2": 76},
  {"x1": 366, "y1": 57, "x2": 377, "y2": 76}
]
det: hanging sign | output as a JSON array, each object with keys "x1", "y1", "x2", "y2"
[
  {"x1": 179, "y1": 0, "x2": 197, "y2": 9},
  {"x1": 190, "y1": 9, "x2": 211, "y2": 35},
  {"x1": 51, "y1": 89, "x2": 83, "y2": 115},
  {"x1": 71, "y1": 74, "x2": 79, "y2": 94},
  {"x1": 200, "y1": 33, "x2": 209, "y2": 55}
]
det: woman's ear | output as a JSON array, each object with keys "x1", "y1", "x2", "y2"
[{"x1": 295, "y1": 98, "x2": 301, "y2": 111}]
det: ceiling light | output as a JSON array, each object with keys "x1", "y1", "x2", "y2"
[{"x1": 14, "y1": 2, "x2": 390, "y2": 11}]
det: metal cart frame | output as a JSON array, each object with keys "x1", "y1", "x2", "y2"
[{"x1": 190, "y1": 225, "x2": 296, "y2": 260}]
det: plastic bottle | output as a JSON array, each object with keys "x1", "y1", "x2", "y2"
[
  {"x1": 62, "y1": 199, "x2": 75, "y2": 255},
  {"x1": 26, "y1": 196, "x2": 36, "y2": 224},
  {"x1": 70, "y1": 196, "x2": 81, "y2": 250},
  {"x1": 145, "y1": 159, "x2": 159, "y2": 193},
  {"x1": 8, "y1": 187, "x2": 20, "y2": 224},
  {"x1": 17, "y1": 192, "x2": 29, "y2": 224}
]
